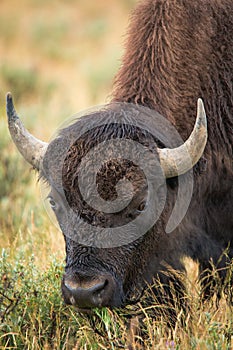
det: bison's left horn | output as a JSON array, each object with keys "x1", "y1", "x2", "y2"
[
  {"x1": 158, "y1": 99, "x2": 207, "y2": 178},
  {"x1": 6, "y1": 92, "x2": 48, "y2": 170}
]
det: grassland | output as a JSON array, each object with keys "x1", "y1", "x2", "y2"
[{"x1": 0, "y1": 0, "x2": 232, "y2": 349}]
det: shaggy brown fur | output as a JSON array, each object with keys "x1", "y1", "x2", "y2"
[
  {"x1": 111, "y1": 0, "x2": 233, "y2": 300},
  {"x1": 113, "y1": 0, "x2": 233, "y2": 149}
]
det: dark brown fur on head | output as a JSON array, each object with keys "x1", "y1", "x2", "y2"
[{"x1": 62, "y1": 121, "x2": 156, "y2": 228}]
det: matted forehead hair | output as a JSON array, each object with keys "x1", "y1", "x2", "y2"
[{"x1": 40, "y1": 103, "x2": 167, "y2": 188}]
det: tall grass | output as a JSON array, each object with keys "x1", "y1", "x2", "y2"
[
  {"x1": 0, "y1": 250, "x2": 232, "y2": 349},
  {"x1": 0, "y1": 119, "x2": 33, "y2": 236}
]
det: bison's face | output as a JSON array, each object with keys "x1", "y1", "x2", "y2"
[
  {"x1": 6, "y1": 94, "x2": 207, "y2": 310},
  {"x1": 42, "y1": 122, "x2": 160, "y2": 309}
]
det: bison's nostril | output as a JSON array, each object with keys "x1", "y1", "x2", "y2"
[{"x1": 64, "y1": 279, "x2": 79, "y2": 291}]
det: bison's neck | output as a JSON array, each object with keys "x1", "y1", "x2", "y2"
[{"x1": 112, "y1": 0, "x2": 233, "y2": 158}]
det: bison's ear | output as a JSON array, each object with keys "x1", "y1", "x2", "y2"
[
  {"x1": 6, "y1": 92, "x2": 48, "y2": 170},
  {"x1": 158, "y1": 99, "x2": 207, "y2": 178}
]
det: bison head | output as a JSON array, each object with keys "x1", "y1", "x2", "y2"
[{"x1": 6, "y1": 93, "x2": 207, "y2": 310}]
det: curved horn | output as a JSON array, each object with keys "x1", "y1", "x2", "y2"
[
  {"x1": 158, "y1": 99, "x2": 207, "y2": 178},
  {"x1": 6, "y1": 92, "x2": 48, "y2": 170}
]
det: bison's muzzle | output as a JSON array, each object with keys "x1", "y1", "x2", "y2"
[{"x1": 61, "y1": 272, "x2": 123, "y2": 309}]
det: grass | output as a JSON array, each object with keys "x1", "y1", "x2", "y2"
[
  {"x1": 0, "y1": 250, "x2": 232, "y2": 349},
  {"x1": 0, "y1": 0, "x2": 232, "y2": 349}
]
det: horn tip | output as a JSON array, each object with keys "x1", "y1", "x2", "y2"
[
  {"x1": 6, "y1": 92, "x2": 18, "y2": 122},
  {"x1": 6, "y1": 92, "x2": 13, "y2": 108},
  {"x1": 197, "y1": 98, "x2": 205, "y2": 112},
  {"x1": 6, "y1": 91, "x2": 12, "y2": 100},
  {"x1": 197, "y1": 98, "x2": 207, "y2": 128}
]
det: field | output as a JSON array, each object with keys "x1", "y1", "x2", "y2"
[{"x1": 0, "y1": 0, "x2": 232, "y2": 349}]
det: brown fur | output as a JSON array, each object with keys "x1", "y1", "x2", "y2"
[
  {"x1": 111, "y1": 0, "x2": 233, "y2": 261},
  {"x1": 113, "y1": 0, "x2": 233, "y2": 151}
]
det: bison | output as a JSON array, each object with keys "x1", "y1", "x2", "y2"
[{"x1": 6, "y1": 0, "x2": 233, "y2": 314}]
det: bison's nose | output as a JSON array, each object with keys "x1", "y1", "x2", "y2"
[{"x1": 62, "y1": 274, "x2": 121, "y2": 309}]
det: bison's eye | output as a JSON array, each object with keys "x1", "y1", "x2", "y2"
[
  {"x1": 136, "y1": 201, "x2": 147, "y2": 213},
  {"x1": 48, "y1": 197, "x2": 57, "y2": 210}
]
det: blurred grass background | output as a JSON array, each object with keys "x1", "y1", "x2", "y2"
[{"x1": 0, "y1": 0, "x2": 232, "y2": 349}]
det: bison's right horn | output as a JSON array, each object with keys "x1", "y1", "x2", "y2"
[
  {"x1": 6, "y1": 92, "x2": 48, "y2": 170},
  {"x1": 158, "y1": 99, "x2": 207, "y2": 178}
]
